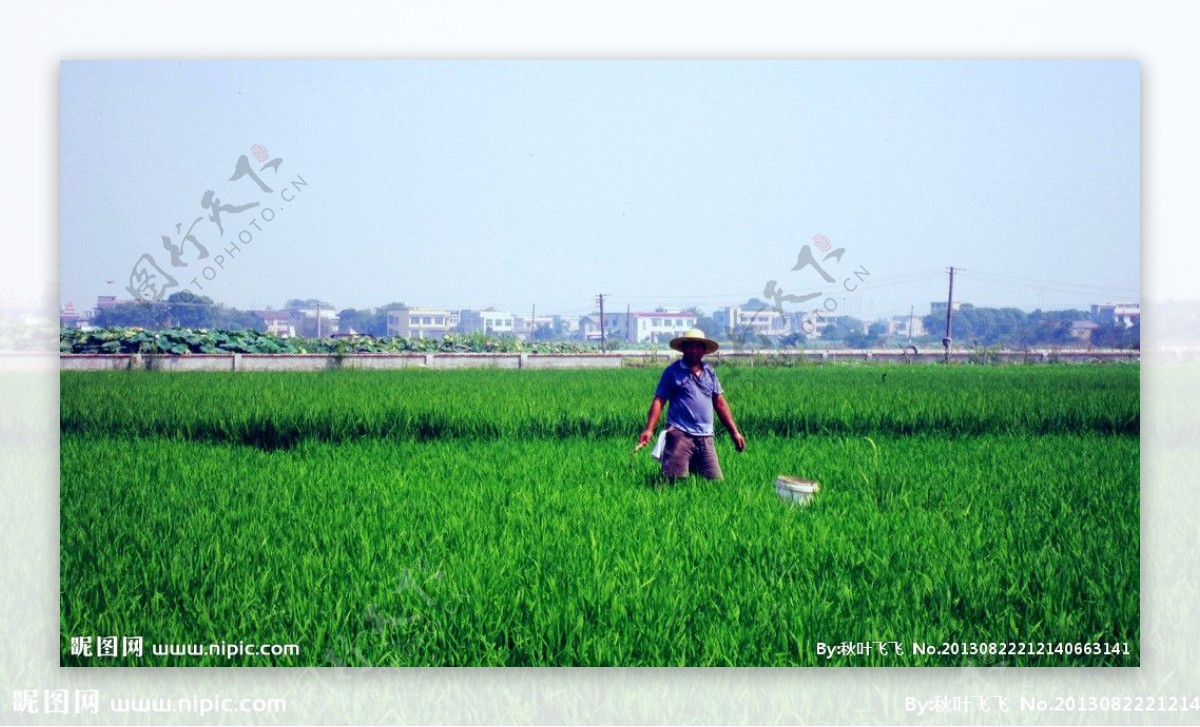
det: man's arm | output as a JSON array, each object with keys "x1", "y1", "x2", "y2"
[
  {"x1": 638, "y1": 396, "x2": 667, "y2": 448},
  {"x1": 714, "y1": 393, "x2": 746, "y2": 452}
]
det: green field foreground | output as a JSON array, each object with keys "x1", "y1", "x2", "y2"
[{"x1": 60, "y1": 365, "x2": 1139, "y2": 666}]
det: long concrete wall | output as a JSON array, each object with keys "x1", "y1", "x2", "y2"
[
  {"x1": 707, "y1": 349, "x2": 1141, "y2": 365},
  {"x1": 60, "y1": 349, "x2": 1139, "y2": 371}
]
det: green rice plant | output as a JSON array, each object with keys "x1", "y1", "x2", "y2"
[
  {"x1": 60, "y1": 365, "x2": 1138, "y2": 445},
  {"x1": 60, "y1": 364, "x2": 1139, "y2": 666},
  {"x1": 59, "y1": 433, "x2": 1138, "y2": 666}
]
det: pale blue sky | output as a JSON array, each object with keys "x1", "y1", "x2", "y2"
[{"x1": 60, "y1": 60, "x2": 1139, "y2": 320}]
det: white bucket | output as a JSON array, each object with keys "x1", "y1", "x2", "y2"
[{"x1": 775, "y1": 476, "x2": 820, "y2": 505}]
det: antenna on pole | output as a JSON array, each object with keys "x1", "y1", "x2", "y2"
[
  {"x1": 942, "y1": 267, "x2": 956, "y2": 364},
  {"x1": 597, "y1": 294, "x2": 606, "y2": 348}
]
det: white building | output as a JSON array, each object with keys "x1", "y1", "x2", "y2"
[
  {"x1": 1091, "y1": 303, "x2": 1140, "y2": 328},
  {"x1": 255, "y1": 310, "x2": 296, "y2": 337},
  {"x1": 791, "y1": 311, "x2": 833, "y2": 340},
  {"x1": 553, "y1": 314, "x2": 580, "y2": 336},
  {"x1": 293, "y1": 305, "x2": 339, "y2": 335},
  {"x1": 713, "y1": 306, "x2": 793, "y2": 339},
  {"x1": 577, "y1": 310, "x2": 696, "y2": 343},
  {"x1": 387, "y1": 306, "x2": 454, "y2": 339},
  {"x1": 458, "y1": 309, "x2": 515, "y2": 335},
  {"x1": 889, "y1": 313, "x2": 926, "y2": 339},
  {"x1": 513, "y1": 314, "x2": 557, "y2": 340},
  {"x1": 578, "y1": 315, "x2": 602, "y2": 341},
  {"x1": 632, "y1": 311, "x2": 697, "y2": 343},
  {"x1": 59, "y1": 302, "x2": 86, "y2": 329}
]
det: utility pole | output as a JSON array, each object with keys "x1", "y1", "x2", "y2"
[
  {"x1": 316, "y1": 300, "x2": 322, "y2": 338},
  {"x1": 908, "y1": 305, "x2": 915, "y2": 346},
  {"x1": 531, "y1": 303, "x2": 535, "y2": 341},
  {"x1": 626, "y1": 303, "x2": 631, "y2": 345},
  {"x1": 942, "y1": 267, "x2": 955, "y2": 364},
  {"x1": 597, "y1": 294, "x2": 606, "y2": 348}
]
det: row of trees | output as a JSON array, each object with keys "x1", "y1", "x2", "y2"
[
  {"x1": 84, "y1": 295, "x2": 1139, "y2": 350},
  {"x1": 921, "y1": 305, "x2": 1139, "y2": 349},
  {"x1": 90, "y1": 294, "x2": 402, "y2": 339},
  {"x1": 90, "y1": 291, "x2": 261, "y2": 330}
]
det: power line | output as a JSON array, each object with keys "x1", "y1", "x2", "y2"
[
  {"x1": 608, "y1": 293, "x2": 764, "y2": 300},
  {"x1": 851, "y1": 272, "x2": 945, "y2": 291},
  {"x1": 960, "y1": 269, "x2": 1138, "y2": 297},
  {"x1": 609, "y1": 270, "x2": 947, "y2": 301}
]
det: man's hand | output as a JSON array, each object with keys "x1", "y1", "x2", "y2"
[
  {"x1": 640, "y1": 397, "x2": 665, "y2": 451},
  {"x1": 731, "y1": 430, "x2": 746, "y2": 452},
  {"x1": 638, "y1": 429, "x2": 654, "y2": 449},
  {"x1": 713, "y1": 394, "x2": 745, "y2": 453}
]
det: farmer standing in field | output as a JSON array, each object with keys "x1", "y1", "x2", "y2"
[{"x1": 637, "y1": 328, "x2": 746, "y2": 480}]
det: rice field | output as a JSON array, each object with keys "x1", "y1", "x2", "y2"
[{"x1": 59, "y1": 364, "x2": 1139, "y2": 666}]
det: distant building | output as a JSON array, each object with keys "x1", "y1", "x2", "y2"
[
  {"x1": 579, "y1": 312, "x2": 627, "y2": 342},
  {"x1": 714, "y1": 306, "x2": 792, "y2": 339},
  {"x1": 889, "y1": 314, "x2": 926, "y2": 339},
  {"x1": 290, "y1": 304, "x2": 339, "y2": 336},
  {"x1": 578, "y1": 314, "x2": 603, "y2": 341},
  {"x1": 458, "y1": 309, "x2": 515, "y2": 335},
  {"x1": 1070, "y1": 320, "x2": 1100, "y2": 342},
  {"x1": 60, "y1": 302, "x2": 85, "y2": 329},
  {"x1": 1091, "y1": 302, "x2": 1140, "y2": 328},
  {"x1": 789, "y1": 311, "x2": 833, "y2": 340},
  {"x1": 255, "y1": 310, "x2": 295, "y2": 337},
  {"x1": 603, "y1": 310, "x2": 697, "y2": 344},
  {"x1": 388, "y1": 306, "x2": 453, "y2": 339},
  {"x1": 630, "y1": 311, "x2": 697, "y2": 343},
  {"x1": 553, "y1": 314, "x2": 580, "y2": 335},
  {"x1": 575, "y1": 310, "x2": 695, "y2": 343},
  {"x1": 513, "y1": 314, "x2": 556, "y2": 340}
]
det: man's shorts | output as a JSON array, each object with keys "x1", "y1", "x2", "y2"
[{"x1": 661, "y1": 428, "x2": 723, "y2": 480}]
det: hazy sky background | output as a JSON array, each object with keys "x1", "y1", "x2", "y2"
[{"x1": 60, "y1": 60, "x2": 1139, "y2": 320}]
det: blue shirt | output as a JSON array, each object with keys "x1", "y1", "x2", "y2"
[{"x1": 654, "y1": 359, "x2": 723, "y2": 436}]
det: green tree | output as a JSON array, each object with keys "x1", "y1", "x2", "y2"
[
  {"x1": 846, "y1": 320, "x2": 888, "y2": 348},
  {"x1": 1092, "y1": 319, "x2": 1139, "y2": 349},
  {"x1": 694, "y1": 312, "x2": 723, "y2": 340},
  {"x1": 167, "y1": 291, "x2": 216, "y2": 328},
  {"x1": 210, "y1": 306, "x2": 264, "y2": 331},
  {"x1": 337, "y1": 308, "x2": 375, "y2": 335},
  {"x1": 920, "y1": 306, "x2": 1098, "y2": 348},
  {"x1": 91, "y1": 301, "x2": 168, "y2": 328},
  {"x1": 822, "y1": 316, "x2": 866, "y2": 345}
]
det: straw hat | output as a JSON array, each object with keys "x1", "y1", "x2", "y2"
[{"x1": 669, "y1": 328, "x2": 720, "y2": 354}]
